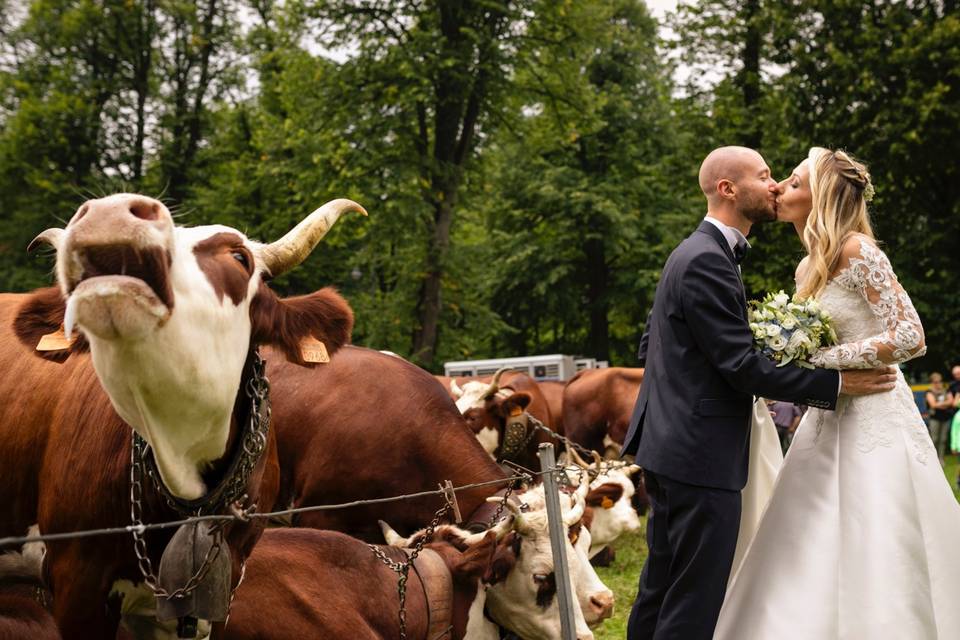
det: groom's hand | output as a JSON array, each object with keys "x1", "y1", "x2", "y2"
[{"x1": 839, "y1": 367, "x2": 898, "y2": 395}]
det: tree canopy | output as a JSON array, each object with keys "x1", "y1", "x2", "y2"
[{"x1": 1, "y1": 0, "x2": 957, "y2": 374}]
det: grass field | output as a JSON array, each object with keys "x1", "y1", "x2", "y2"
[{"x1": 591, "y1": 460, "x2": 960, "y2": 640}]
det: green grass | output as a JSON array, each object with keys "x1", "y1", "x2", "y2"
[
  {"x1": 593, "y1": 524, "x2": 646, "y2": 640},
  {"x1": 590, "y1": 462, "x2": 960, "y2": 639}
]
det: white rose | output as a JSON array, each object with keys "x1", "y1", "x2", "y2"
[
  {"x1": 774, "y1": 292, "x2": 790, "y2": 307},
  {"x1": 781, "y1": 314, "x2": 798, "y2": 330},
  {"x1": 765, "y1": 324, "x2": 781, "y2": 338},
  {"x1": 768, "y1": 335, "x2": 788, "y2": 351},
  {"x1": 787, "y1": 330, "x2": 810, "y2": 353}
]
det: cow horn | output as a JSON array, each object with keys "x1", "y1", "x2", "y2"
[
  {"x1": 450, "y1": 379, "x2": 464, "y2": 399},
  {"x1": 591, "y1": 450, "x2": 604, "y2": 466},
  {"x1": 569, "y1": 447, "x2": 590, "y2": 469},
  {"x1": 28, "y1": 228, "x2": 65, "y2": 253},
  {"x1": 563, "y1": 492, "x2": 586, "y2": 526},
  {"x1": 623, "y1": 464, "x2": 642, "y2": 478},
  {"x1": 461, "y1": 514, "x2": 515, "y2": 546},
  {"x1": 259, "y1": 199, "x2": 367, "y2": 278},
  {"x1": 487, "y1": 496, "x2": 530, "y2": 534},
  {"x1": 378, "y1": 520, "x2": 408, "y2": 547},
  {"x1": 483, "y1": 367, "x2": 511, "y2": 399}
]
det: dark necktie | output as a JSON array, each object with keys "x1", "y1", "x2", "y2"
[{"x1": 733, "y1": 241, "x2": 750, "y2": 264}]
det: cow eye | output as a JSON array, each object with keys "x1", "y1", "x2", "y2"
[{"x1": 231, "y1": 251, "x2": 249, "y2": 268}]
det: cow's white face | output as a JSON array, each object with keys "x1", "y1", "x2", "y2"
[
  {"x1": 485, "y1": 489, "x2": 602, "y2": 640},
  {"x1": 516, "y1": 485, "x2": 616, "y2": 628},
  {"x1": 585, "y1": 467, "x2": 642, "y2": 556},
  {"x1": 564, "y1": 461, "x2": 643, "y2": 557},
  {"x1": 49, "y1": 194, "x2": 359, "y2": 500}
]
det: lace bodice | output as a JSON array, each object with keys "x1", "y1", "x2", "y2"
[{"x1": 800, "y1": 237, "x2": 926, "y2": 370}]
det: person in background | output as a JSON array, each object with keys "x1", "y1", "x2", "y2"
[
  {"x1": 925, "y1": 372, "x2": 954, "y2": 466},
  {"x1": 767, "y1": 399, "x2": 804, "y2": 454}
]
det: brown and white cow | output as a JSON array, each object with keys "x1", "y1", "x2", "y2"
[
  {"x1": 265, "y1": 345, "x2": 513, "y2": 541},
  {"x1": 0, "y1": 194, "x2": 361, "y2": 638},
  {"x1": 224, "y1": 518, "x2": 516, "y2": 640},
  {"x1": 444, "y1": 369, "x2": 558, "y2": 469},
  {"x1": 507, "y1": 483, "x2": 615, "y2": 632},
  {"x1": 563, "y1": 451, "x2": 643, "y2": 559}
]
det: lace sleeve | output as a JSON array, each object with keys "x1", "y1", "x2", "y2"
[{"x1": 809, "y1": 238, "x2": 926, "y2": 369}]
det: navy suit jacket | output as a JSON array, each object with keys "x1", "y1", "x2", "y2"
[{"x1": 621, "y1": 221, "x2": 839, "y2": 491}]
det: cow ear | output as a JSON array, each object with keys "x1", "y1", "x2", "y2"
[
  {"x1": 496, "y1": 392, "x2": 531, "y2": 418},
  {"x1": 13, "y1": 287, "x2": 88, "y2": 362},
  {"x1": 482, "y1": 532, "x2": 520, "y2": 585},
  {"x1": 453, "y1": 531, "x2": 497, "y2": 581},
  {"x1": 586, "y1": 483, "x2": 624, "y2": 509},
  {"x1": 250, "y1": 285, "x2": 354, "y2": 366}
]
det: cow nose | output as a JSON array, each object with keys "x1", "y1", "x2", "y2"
[
  {"x1": 590, "y1": 591, "x2": 614, "y2": 619},
  {"x1": 68, "y1": 194, "x2": 173, "y2": 247}
]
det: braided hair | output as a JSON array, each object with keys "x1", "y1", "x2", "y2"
[{"x1": 797, "y1": 147, "x2": 876, "y2": 299}]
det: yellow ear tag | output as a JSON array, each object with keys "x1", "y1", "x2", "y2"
[
  {"x1": 36, "y1": 325, "x2": 76, "y2": 352},
  {"x1": 299, "y1": 337, "x2": 330, "y2": 364},
  {"x1": 601, "y1": 497, "x2": 615, "y2": 510},
  {"x1": 509, "y1": 406, "x2": 524, "y2": 417}
]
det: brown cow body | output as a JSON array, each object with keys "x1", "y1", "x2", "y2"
[
  {"x1": 270, "y1": 346, "x2": 510, "y2": 540},
  {"x1": 224, "y1": 526, "x2": 511, "y2": 640},
  {"x1": 562, "y1": 367, "x2": 645, "y2": 455}
]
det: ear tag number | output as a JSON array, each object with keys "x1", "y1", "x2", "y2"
[
  {"x1": 300, "y1": 337, "x2": 330, "y2": 363},
  {"x1": 601, "y1": 497, "x2": 615, "y2": 510}
]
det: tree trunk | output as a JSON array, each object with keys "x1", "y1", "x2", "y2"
[
  {"x1": 584, "y1": 233, "x2": 610, "y2": 361},
  {"x1": 738, "y1": 0, "x2": 762, "y2": 148}
]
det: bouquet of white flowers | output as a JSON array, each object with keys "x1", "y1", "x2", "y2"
[{"x1": 748, "y1": 290, "x2": 837, "y2": 368}]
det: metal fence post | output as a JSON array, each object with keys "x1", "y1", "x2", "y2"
[{"x1": 537, "y1": 442, "x2": 577, "y2": 640}]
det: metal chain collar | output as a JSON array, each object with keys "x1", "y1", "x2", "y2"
[
  {"x1": 128, "y1": 349, "x2": 270, "y2": 600},
  {"x1": 368, "y1": 501, "x2": 453, "y2": 640},
  {"x1": 134, "y1": 350, "x2": 271, "y2": 518}
]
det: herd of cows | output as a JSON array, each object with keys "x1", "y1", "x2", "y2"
[{"x1": 0, "y1": 194, "x2": 649, "y2": 640}]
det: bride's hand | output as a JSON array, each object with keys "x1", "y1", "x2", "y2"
[{"x1": 839, "y1": 367, "x2": 898, "y2": 396}]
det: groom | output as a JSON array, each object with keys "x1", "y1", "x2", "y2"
[{"x1": 621, "y1": 146, "x2": 897, "y2": 640}]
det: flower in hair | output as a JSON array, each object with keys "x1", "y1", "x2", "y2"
[{"x1": 863, "y1": 181, "x2": 875, "y2": 203}]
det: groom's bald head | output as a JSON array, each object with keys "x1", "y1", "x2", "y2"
[{"x1": 699, "y1": 146, "x2": 766, "y2": 205}]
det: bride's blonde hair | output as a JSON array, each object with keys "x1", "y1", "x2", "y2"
[{"x1": 797, "y1": 147, "x2": 876, "y2": 299}]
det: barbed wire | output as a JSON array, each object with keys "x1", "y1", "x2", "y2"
[{"x1": 0, "y1": 458, "x2": 635, "y2": 550}]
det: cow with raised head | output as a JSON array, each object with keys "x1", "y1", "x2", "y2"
[
  {"x1": 445, "y1": 369, "x2": 558, "y2": 469},
  {"x1": 224, "y1": 517, "x2": 517, "y2": 640},
  {"x1": 0, "y1": 194, "x2": 361, "y2": 639}
]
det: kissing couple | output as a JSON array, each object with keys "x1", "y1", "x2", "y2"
[{"x1": 621, "y1": 146, "x2": 960, "y2": 639}]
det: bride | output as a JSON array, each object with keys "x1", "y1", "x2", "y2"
[{"x1": 714, "y1": 147, "x2": 960, "y2": 639}]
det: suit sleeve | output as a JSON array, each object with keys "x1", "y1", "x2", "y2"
[
  {"x1": 636, "y1": 310, "x2": 652, "y2": 366},
  {"x1": 680, "y1": 251, "x2": 839, "y2": 410}
]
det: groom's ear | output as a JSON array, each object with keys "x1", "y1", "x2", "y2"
[{"x1": 717, "y1": 178, "x2": 736, "y2": 200}]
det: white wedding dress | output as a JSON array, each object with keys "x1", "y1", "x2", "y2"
[{"x1": 715, "y1": 237, "x2": 960, "y2": 640}]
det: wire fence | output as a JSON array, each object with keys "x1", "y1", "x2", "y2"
[{"x1": 0, "y1": 459, "x2": 635, "y2": 550}]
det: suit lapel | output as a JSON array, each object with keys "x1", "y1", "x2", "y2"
[{"x1": 695, "y1": 220, "x2": 746, "y2": 298}]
